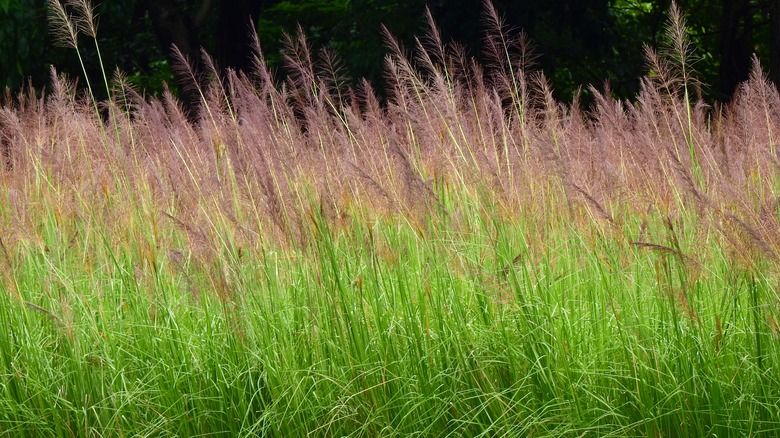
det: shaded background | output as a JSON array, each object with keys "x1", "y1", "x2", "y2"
[{"x1": 0, "y1": 0, "x2": 777, "y2": 107}]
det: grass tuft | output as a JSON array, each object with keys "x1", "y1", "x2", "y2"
[{"x1": 2, "y1": 1, "x2": 780, "y2": 436}]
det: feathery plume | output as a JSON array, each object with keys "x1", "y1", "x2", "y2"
[
  {"x1": 47, "y1": 0, "x2": 79, "y2": 49},
  {"x1": 67, "y1": 0, "x2": 98, "y2": 38}
]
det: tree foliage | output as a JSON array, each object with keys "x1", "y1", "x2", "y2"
[
  {"x1": 0, "y1": 0, "x2": 777, "y2": 105},
  {"x1": 0, "y1": 0, "x2": 50, "y2": 92}
]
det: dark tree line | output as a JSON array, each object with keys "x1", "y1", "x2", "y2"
[
  {"x1": 1, "y1": 0, "x2": 779, "y2": 114},
  {"x1": 142, "y1": 0, "x2": 264, "y2": 118}
]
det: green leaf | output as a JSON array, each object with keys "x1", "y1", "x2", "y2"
[{"x1": 0, "y1": 0, "x2": 10, "y2": 14}]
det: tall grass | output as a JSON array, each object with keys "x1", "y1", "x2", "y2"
[{"x1": 1, "y1": 1, "x2": 780, "y2": 436}]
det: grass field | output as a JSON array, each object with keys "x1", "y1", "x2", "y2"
[{"x1": 1, "y1": 2, "x2": 780, "y2": 436}]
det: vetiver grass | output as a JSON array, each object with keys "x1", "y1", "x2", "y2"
[{"x1": 1, "y1": 1, "x2": 780, "y2": 435}]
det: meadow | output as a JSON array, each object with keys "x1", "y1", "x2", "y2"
[{"x1": 1, "y1": 2, "x2": 780, "y2": 436}]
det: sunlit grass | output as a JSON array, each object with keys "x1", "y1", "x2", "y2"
[
  {"x1": 1, "y1": 175, "x2": 779, "y2": 436},
  {"x1": 1, "y1": 1, "x2": 780, "y2": 436}
]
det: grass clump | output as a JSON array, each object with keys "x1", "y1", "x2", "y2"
[{"x1": 1, "y1": 1, "x2": 780, "y2": 436}]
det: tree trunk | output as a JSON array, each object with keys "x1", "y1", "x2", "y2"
[
  {"x1": 144, "y1": 0, "x2": 204, "y2": 122},
  {"x1": 217, "y1": 0, "x2": 265, "y2": 73},
  {"x1": 771, "y1": 0, "x2": 780, "y2": 87},
  {"x1": 718, "y1": 0, "x2": 754, "y2": 99}
]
